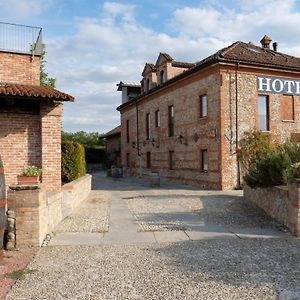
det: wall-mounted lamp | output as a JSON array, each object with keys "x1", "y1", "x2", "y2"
[{"x1": 178, "y1": 134, "x2": 188, "y2": 146}]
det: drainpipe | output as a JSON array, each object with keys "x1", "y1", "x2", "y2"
[
  {"x1": 135, "y1": 100, "x2": 143, "y2": 178},
  {"x1": 135, "y1": 100, "x2": 140, "y2": 156},
  {"x1": 235, "y1": 62, "x2": 241, "y2": 188}
]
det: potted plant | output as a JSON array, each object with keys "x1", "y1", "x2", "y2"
[{"x1": 17, "y1": 166, "x2": 42, "y2": 185}]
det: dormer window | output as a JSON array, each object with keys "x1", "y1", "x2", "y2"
[
  {"x1": 160, "y1": 70, "x2": 165, "y2": 85},
  {"x1": 146, "y1": 78, "x2": 150, "y2": 92}
]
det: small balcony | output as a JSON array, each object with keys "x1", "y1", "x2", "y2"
[{"x1": 0, "y1": 22, "x2": 42, "y2": 55}]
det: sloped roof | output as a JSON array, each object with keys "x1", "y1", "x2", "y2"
[
  {"x1": 0, "y1": 83, "x2": 74, "y2": 101},
  {"x1": 118, "y1": 39, "x2": 300, "y2": 111},
  {"x1": 172, "y1": 61, "x2": 196, "y2": 68},
  {"x1": 196, "y1": 41, "x2": 300, "y2": 70},
  {"x1": 117, "y1": 81, "x2": 141, "y2": 91},
  {"x1": 102, "y1": 125, "x2": 121, "y2": 138}
]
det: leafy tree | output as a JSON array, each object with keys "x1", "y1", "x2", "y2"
[
  {"x1": 62, "y1": 131, "x2": 105, "y2": 148},
  {"x1": 39, "y1": 43, "x2": 56, "y2": 87}
]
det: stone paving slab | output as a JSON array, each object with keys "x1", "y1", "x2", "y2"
[
  {"x1": 228, "y1": 227, "x2": 292, "y2": 239},
  {"x1": 49, "y1": 232, "x2": 104, "y2": 246},
  {"x1": 153, "y1": 231, "x2": 190, "y2": 243}
]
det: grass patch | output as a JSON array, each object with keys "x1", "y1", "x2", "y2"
[{"x1": 5, "y1": 268, "x2": 36, "y2": 280}]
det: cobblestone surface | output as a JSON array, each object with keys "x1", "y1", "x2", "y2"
[
  {"x1": 6, "y1": 239, "x2": 300, "y2": 300},
  {"x1": 126, "y1": 193, "x2": 202, "y2": 231},
  {"x1": 125, "y1": 189, "x2": 282, "y2": 232},
  {"x1": 55, "y1": 190, "x2": 110, "y2": 233}
]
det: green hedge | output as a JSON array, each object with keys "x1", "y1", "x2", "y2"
[{"x1": 61, "y1": 141, "x2": 86, "y2": 183}]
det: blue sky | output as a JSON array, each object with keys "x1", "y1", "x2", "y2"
[{"x1": 1, "y1": 0, "x2": 300, "y2": 133}]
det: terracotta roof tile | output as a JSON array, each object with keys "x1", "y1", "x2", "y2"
[
  {"x1": 160, "y1": 53, "x2": 173, "y2": 61},
  {"x1": 0, "y1": 83, "x2": 74, "y2": 101},
  {"x1": 172, "y1": 61, "x2": 196, "y2": 68},
  {"x1": 196, "y1": 41, "x2": 300, "y2": 70},
  {"x1": 102, "y1": 125, "x2": 121, "y2": 138}
]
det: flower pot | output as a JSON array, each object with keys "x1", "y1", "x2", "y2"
[{"x1": 17, "y1": 175, "x2": 40, "y2": 185}]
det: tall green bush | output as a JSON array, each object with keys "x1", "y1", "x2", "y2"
[
  {"x1": 61, "y1": 141, "x2": 86, "y2": 183},
  {"x1": 242, "y1": 137, "x2": 300, "y2": 188}
]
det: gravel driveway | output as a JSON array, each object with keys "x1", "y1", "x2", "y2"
[
  {"x1": 6, "y1": 239, "x2": 300, "y2": 300},
  {"x1": 5, "y1": 172, "x2": 300, "y2": 299}
]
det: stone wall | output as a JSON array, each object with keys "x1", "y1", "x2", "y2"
[
  {"x1": 6, "y1": 174, "x2": 92, "y2": 247},
  {"x1": 244, "y1": 181, "x2": 300, "y2": 237}
]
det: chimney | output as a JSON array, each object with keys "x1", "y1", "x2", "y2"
[
  {"x1": 260, "y1": 35, "x2": 272, "y2": 49},
  {"x1": 272, "y1": 42, "x2": 278, "y2": 52}
]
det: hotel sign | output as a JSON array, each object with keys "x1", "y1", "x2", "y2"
[{"x1": 257, "y1": 76, "x2": 300, "y2": 95}]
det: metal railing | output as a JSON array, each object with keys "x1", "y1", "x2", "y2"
[{"x1": 0, "y1": 22, "x2": 42, "y2": 55}]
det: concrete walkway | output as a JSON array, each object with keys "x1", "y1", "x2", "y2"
[{"x1": 50, "y1": 172, "x2": 291, "y2": 247}]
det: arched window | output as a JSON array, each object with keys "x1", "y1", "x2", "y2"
[{"x1": 160, "y1": 70, "x2": 164, "y2": 85}]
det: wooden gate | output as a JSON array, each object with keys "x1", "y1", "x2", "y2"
[{"x1": 0, "y1": 158, "x2": 6, "y2": 252}]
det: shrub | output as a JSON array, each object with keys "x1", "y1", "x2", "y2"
[
  {"x1": 244, "y1": 150, "x2": 288, "y2": 188},
  {"x1": 238, "y1": 129, "x2": 274, "y2": 171},
  {"x1": 243, "y1": 139, "x2": 300, "y2": 188},
  {"x1": 61, "y1": 141, "x2": 86, "y2": 183}
]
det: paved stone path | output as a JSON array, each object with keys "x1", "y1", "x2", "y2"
[{"x1": 6, "y1": 172, "x2": 300, "y2": 299}]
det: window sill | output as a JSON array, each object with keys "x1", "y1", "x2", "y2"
[
  {"x1": 282, "y1": 120, "x2": 295, "y2": 123},
  {"x1": 199, "y1": 116, "x2": 207, "y2": 120}
]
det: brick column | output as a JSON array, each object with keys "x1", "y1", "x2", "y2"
[
  {"x1": 7, "y1": 187, "x2": 47, "y2": 246},
  {"x1": 287, "y1": 178, "x2": 300, "y2": 237},
  {"x1": 40, "y1": 102, "x2": 62, "y2": 192}
]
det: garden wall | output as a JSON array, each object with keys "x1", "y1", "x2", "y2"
[
  {"x1": 244, "y1": 179, "x2": 300, "y2": 237},
  {"x1": 6, "y1": 174, "x2": 92, "y2": 247}
]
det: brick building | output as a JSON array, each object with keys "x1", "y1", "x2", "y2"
[
  {"x1": 102, "y1": 125, "x2": 121, "y2": 167},
  {"x1": 0, "y1": 24, "x2": 73, "y2": 193},
  {"x1": 0, "y1": 22, "x2": 74, "y2": 249},
  {"x1": 117, "y1": 35, "x2": 300, "y2": 189}
]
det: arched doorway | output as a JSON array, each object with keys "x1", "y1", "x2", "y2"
[{"x1": 0, "y1": 157, "x2": 6, "y2": 251}]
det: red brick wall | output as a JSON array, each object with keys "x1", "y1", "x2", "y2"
[
  {"x1": 220, "y1": 66, "x2": 300, "y2": 189},
  {"x1": 121, "y1": 63, "x2": 300, "y2": 190},
  {"x1": 121, "y1": 66, "x2": 222, "y2": 189},
  {"x1": 0, "y1": 102, "x2": 62, "y2": 192},
  {"x1": 0, "y1": 52, "x2": 40, "y2": 85},
  {"x1": 0, "y1": 112, "x2": 41, "y2": 187},
  {"x1": 40, "y1": 102, "x2": 62, "y2": 192}
]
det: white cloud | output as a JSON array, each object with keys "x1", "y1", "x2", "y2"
[
  {"x1": 39, "y1": 0, "x2": 300, "y2": 132},
  {"x1": 0, "y1": 0, "x2": 53, "y2": 19}
]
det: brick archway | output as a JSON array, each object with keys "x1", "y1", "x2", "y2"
[{"x1": 0, "y1": 156, "x2": 6, "y2": 252}]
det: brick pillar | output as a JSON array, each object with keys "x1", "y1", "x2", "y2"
[
  {"x1": 40, "y1": 102, "x2": 62, "y2": 192},
  {"x1": 7, "y1": 187, "x2": 47, "y2": 247},
  {"x1": 287, "y1": 178, "x2": 300, "y2": 237}
]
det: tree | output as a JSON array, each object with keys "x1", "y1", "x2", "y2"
[
  {"x1": 40, "y1": 43, "x2": 56, "y2": 88},
  {"x1": 61, "y1": 131, "x2": 105, "y2": 148}
]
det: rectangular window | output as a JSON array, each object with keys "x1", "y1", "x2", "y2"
[
  {"x1": 146, "y1": 152, "x2": 151, "y2": 169},
  {"x1": 126, "y1": 120, "x2": 130, "y2": 143},
  {"x1": 200, "y1": 95, "x2": 207, "y2": 118},
  {"x1": 169, "y1": 151, "x2": 174, "y2": 170},
  {"x1": 146, "y1": 113, "x2": 150, "y2": 140},
  {"x1": 155, "y1": 110, "x2": 160, "y2": 127},
  {"x1": 201, "y1": 149, "x2": 208, "y2": 173},
  {"x1": 258, "y1": 95, "x2": 269, "y2": 131},
  {"x1": 126, "y1": 153, "x2": 130, "y2": 168},
  {"x1": 168, "y1": 105, "x2": 174, "y2": 137},
  {"x1": 281, "y1": 95, "x2": 294, "y2": 121}
]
